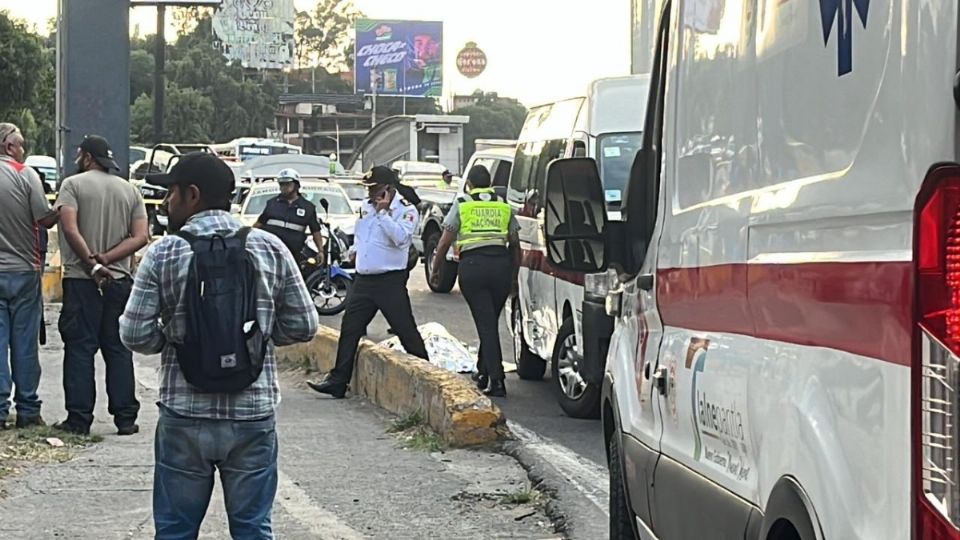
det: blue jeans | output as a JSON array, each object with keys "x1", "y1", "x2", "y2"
[
  {"x1": 0, "y1": 271, "x2": 42, "y2": 420},
  {"x1": 153, "y1": 406, "x2": 278, "y2": 540}
]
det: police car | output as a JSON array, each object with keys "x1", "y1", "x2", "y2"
[{"x1": 237, "y1": 180, "x2": 356, "y2": 241}]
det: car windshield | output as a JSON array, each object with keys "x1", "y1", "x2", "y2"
[
  {"x1": 340, "y1": 184, "x2": 367, "y2": 200},
  {"x1": 416, "y1": 188, "x2": 457, "y2": 205},
  {"x1": 597, "y1": 132, "x2": 642, "y2": 204},
  {"x1": 244, "y1": 189, "x2": 353, "y2": 216}
]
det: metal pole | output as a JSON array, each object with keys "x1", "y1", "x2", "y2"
[
  {"x1": 312, "y1": 66, "x2": 316, "y2": 94},
  {"x1": 371, "y1": 69, "x2": 378, "y2": 128},
  {"x1": 153, "y1": 5, "x2": 166, "y2": 144},
  {"x1": 335, "y1": 121, "x2": 340, "y2": 159}
]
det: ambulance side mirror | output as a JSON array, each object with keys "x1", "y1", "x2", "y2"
[{"x1": 543, "y1": 158, "x2": 608, "y2": 273}]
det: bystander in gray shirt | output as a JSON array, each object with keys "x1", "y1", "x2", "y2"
[{"x1": 0, "y1": 156, "x2": 52, "y2": 272}]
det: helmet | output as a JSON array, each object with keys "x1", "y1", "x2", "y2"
[{"x1": 276, "y1": 168, "x2": 301, "y2": 184}]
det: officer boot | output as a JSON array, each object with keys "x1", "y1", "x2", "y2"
[
  {"x1": 471, "y1": 372, "x2": 489, "y2": 391},
  {"x1": 483, "y1": 379, "x2": 506, "y2": 398}
]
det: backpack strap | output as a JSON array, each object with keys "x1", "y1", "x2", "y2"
[
  {"x1": 235, "y1": 227, "x2": 253, "y2": 248},
  {"x1": 175, "y1": 230, "x2": 199, "y2": 249}
]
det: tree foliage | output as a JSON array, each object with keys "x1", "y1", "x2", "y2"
[
  {"x1": 0, "y1": 11, "x2": 56, "y2": 155},
  {"x1": 295, "y1": 0, "x2": 364, "y2": 70},
  {"x1": 453, "y1": 94, "x2": 528, "y2": 159}
]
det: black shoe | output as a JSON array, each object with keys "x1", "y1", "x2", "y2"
[
  {"x1": 15, "y1": 415, "x2": 44, "y2": 429},
  {"x1": 483, "y1": 379, "x2": 506, "y2": 398},
  {"x1": 471, "y1": 372, "x2": 489, "y2": 391},
  {"x1": 53, "y1": 421, "x2": 89, "y2": 436},
  {"x1": 306, "y1": 378, "x2": 347, "y2": 399},
  {"x1": 0, "y1": 418, "x2": 9, "y2": 430},
  {"x1": 117, "y1": 424, "x2": 140, "y2": 436}
]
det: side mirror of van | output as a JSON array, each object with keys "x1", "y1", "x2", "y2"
[
  {"x1": 493, "y1": 186, "x2": 507, "y2": 200},
  {"x1": 543, "y1": 158, "x2": 608, "y2": 273}
]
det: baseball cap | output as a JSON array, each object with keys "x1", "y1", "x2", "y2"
[
  {"x1": 79, "y1": 135, "x2": 120, "y2": 172},
  {"x1": 361, "y1": 165, "x2": 399, "y2": 187},
  {"x1": 276, "y1": 168, "x2": 301, "y2": 184},
  {"x1": 146, "y1": 152, "x2": 235, "y2": 201}
]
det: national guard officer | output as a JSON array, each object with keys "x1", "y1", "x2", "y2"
[
  {"x1": 308, "y1": 166, "x2": 429, "y2": 398},
  {"x1": 429, "y1": 165, "x2": 519, "y2": 397},
  {"x1": 254, "y1": 168, "x2": 326, "y2": 263}
]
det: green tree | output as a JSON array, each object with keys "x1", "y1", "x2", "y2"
[
  {"x1": 296, "y1": 0, "x2": 364, "y2": 70},
  {"x1": 0, "y1": 11, "x2": 56, "y2": 155},
  {"x1": 453, "y1": 95, "x2": 528, "y2": 159},
  {"x1": 129, "y1": 49, "x2": 155, "y2": 104},
  {"x1": 131, "y1": 84, "x2": 215, "y2": 144}
]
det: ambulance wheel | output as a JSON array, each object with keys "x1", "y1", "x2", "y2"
[
  {"x1": 513, "y1": 301, "x2": 546, "y2": 380},
  {"x1": 425, "y1": 232, "x2": 457, "y2": 293},
  {"x1": 552, "y1": 318, "x2": 601, "y2": 419},
  {"x1": 609, "y1": 427, "x2": 638, "y2": 539}
]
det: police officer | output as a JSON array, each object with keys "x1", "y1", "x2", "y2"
[
  {"x1": 437, "y1": 170, "x2": 455, "y2": 190},
  {"x1": 254, "y1": 168, "x2": 325, "y2": 262},
  {"x1": 308, "y1": 166, "x2": 429, "y2": 398},
  {"x1": 429, "y1": 165, "x2": 519, "y2": 397}
]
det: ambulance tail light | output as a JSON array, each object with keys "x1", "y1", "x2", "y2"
[{"x1": 915, "y1": 165, "x2": 960, "y2": 539}]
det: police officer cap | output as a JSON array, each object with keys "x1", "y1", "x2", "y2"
[
  {"x1": 277, "y1": 168, "x2": 301, "y2": 184},
  {"x1": 362, "y1": 165, "x2": 399, "y2": 186}
]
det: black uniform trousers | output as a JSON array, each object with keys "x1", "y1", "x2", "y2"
[
  {"x1": 458, "y1": 247, "x2": 512, "y2": 381},
  {"x1": 329, "y1": 270, "x2": 428, "y2": 385}
]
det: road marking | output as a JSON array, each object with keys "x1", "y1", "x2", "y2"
[
  {"x1": 277, "y1": 471, "x2": 365, "y2": 540},
  {"x1": 508, "y1": 421, "x2": 610, "y2": 517}
]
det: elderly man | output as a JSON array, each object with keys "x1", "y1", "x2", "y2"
[{"x1": 0, "y1": 123, "x2": 59, "y2": 429}]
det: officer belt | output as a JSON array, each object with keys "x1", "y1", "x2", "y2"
[{"x1": 265, "y1": 219, "x2": 307, "y2": 232}]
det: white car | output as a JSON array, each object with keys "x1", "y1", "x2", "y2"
[
  {"x1": 238, "y1": 180, "x2": 356, "y2": 239},
  {"x1": 25, "y1": 155, "x2": 58, "y2": 192}
]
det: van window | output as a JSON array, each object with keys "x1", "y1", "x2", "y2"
[
  {"x1": 573, "y1": 140, "x2": 587, "y2": 158},
  {"x1": 471, "y1": 157, "x2": 496, "y2": 176},
  {"x1": 508, "y1": 139, "x2": 565, "y2": 212},
  {"x1": 492, "y1": 160, "x2": 512, "y2": 188},
  {"x1": 598, "y1": 132, "x2": 642, "y2": 202}
]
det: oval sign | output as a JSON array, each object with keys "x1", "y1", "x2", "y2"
[{"x1": 456, "y1": 42, "x2": 488, "y2": 79}]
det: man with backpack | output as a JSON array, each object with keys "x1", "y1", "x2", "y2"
[{"x1": 119, "y1": 153, "x2": 319, "y2": 539}]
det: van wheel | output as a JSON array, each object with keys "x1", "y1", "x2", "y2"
[
  {"x1": 609, "y1": 427, "x2": 638, "y2": 539},
  {"x1": 424, "y1": 232, "x2": 457, "y2": 293},
  {"x1": 551, "y1": 318, "x2": 601, "y2": 419},
  {"x1": 513, "y1": 301, "x2": 546, "y2": 380}
]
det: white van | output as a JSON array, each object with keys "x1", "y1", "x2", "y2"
[
  {"x1": 507, "y1": 75, "x2": 649, "y2": 418},
  {"x1": 542, "y1": 2, "x2": 958, "y2": 539}
]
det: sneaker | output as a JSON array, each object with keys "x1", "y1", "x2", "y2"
[
  {"x1": 15, "y1": 415, "x2": 45, "y2": 429},
  {"x1": 117, "y1": 424, "x2": 140, "y2": 436},
  {"x1": 52, "y1": 421, "x2": 89, "y2": 436}
]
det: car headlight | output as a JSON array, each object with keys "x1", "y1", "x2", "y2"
[{"x1": 584, "y1": 269, "x2": 619, "y2": 298}]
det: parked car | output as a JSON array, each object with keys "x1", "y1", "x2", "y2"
[
  {"x1": 238, "y1": 180, "x2": 356, "y2": 241},
  {"x1": 413, "y1": 145, "x2": 516, "y2": 293},
  {"x1": 25, "y1": 155, "x2": 58, "y2": 192}
]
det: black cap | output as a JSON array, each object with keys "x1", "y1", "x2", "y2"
[
  {"x1": 146, "y1": 152, "x2": 235, "y2": 201},
  {"x1": 79, "y1": 135, "x2": 120, "y2": 172},
  {"x1": 362, "y1": 165, "x2": 399, "y2": 186},
  {"x1": 442, "y1": 170, "x2": 453, "y2": 177}
]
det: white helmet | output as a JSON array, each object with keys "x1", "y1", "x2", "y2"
[{"x1": 276, "y1": 168, "x2": 301, "y2": 184}]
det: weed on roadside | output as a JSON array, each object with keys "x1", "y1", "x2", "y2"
[
  {"x1": 0, "y1": 426, "x2": 102, "y2": 468},
  {"x1": 387, "y1": 409, "x2": 447, "y2": 453},
  {"x1": 499, "y1": 487, "x2": 546, "y2": 507}
]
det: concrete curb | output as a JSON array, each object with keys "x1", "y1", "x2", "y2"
[{"x1": 277, "y1": 325, "x2": 508, "y2": 447}]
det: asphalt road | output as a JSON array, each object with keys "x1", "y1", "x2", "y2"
[{"x1": 321, "y1": 263, "x2": 607, "y2": 468}]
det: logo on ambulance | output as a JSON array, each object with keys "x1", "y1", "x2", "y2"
[{"x1": 819, "y1": 0, "x2": 870, "y2": 76}]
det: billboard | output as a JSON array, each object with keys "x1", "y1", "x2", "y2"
[
  {"x1": 354, "y1": 19, "x2": 443, "y2": 97},
  {"x1": 212, "y1": 0, "x2": 295, "y2": 70}
]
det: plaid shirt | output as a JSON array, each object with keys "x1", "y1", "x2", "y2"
[{"x1": 119, "y1": 210, "x2": 318, "y2": 420}]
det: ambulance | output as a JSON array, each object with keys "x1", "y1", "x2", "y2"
[
  {"x1": 507, "y1": 75, "x2": 649, "y2": 418},
  {"x1": 541, "y1": 1, "x2": 959, "y2": 538}
]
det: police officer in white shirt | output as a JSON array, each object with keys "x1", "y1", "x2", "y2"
[{"x1": 308, "y1": 166, "x2": 428, "y2": 398}]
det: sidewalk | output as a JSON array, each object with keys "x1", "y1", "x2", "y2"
[{"x1": 0, "y1": 305, "x2": 557, "y2": 539}]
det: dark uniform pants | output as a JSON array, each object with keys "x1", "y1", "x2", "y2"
[
  {"x1": 458, "y1": 249, "x2": 512, "y2": 381},
  {"x1": 329, "y1": 271, "x2": 428, "y2": 385}
]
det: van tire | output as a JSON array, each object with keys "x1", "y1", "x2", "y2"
[
  {"x1": 424, "y1": 232, "x2": 457, "y2": 293},
  {"x1": 609, "y1": 428, "x2": 638, "y2": 539},
  {"x1": 551, "y1": 318, "x2": 601, "y2": 419},
  {"x1": 513, "y1": 301, "x2": 546, "y2": 380}
]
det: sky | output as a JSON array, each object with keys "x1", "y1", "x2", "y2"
[{"x1": 0, "y1": 0, "x2": 631, "y2": 106}]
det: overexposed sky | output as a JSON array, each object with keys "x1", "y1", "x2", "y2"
[{"x1": 0, "y1": 0, "x2": 631, "y2": 106}]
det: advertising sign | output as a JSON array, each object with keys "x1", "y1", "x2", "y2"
[
  {"x1": 212, "y1": 0, "x2": 295, "y2": 70},
  {"x1": 456, "y1": 42, "x2": 487, "y2": 79},
  {"x1": 354, "y1": 19, "x2": 443, "y2": 97}
]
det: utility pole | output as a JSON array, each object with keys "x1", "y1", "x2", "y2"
[
  {"x1": 371, "y1": 69, "x2": 379, "y2": 128},
  {"x1": 153, "y1": 5, "x2": 166, "y2": 144}
]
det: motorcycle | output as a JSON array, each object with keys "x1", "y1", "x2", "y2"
[{"x1": 301, "y1": 199, "x2": 354, "y2": 316}]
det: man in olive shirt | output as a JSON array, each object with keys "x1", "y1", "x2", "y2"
[
  {"x1": 0, "y1": 123, "x2": 59, "y2": 429},
  {"x1": 54, "y1": 135, "x2": 150, "y2": 436}
]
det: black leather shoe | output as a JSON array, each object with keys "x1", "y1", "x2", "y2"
[
  {"x1": 483, "y1": 379, "x2": 506, "y2": 398},
  {"x1": 307, "y1": 378, "x2": 347, "y2": 399},
  {"x1": 15, "y1": 415, "x2": 44, "y2": 429},
  {"x1": 471, "y1": 372, "x2": 489, "y2": 391},
  {"x1": 117, "y1": 424, "x2": 140, "y2": 436},
  {"x1": 53, "y1": 420, "x2": 89, "y2": 436}
]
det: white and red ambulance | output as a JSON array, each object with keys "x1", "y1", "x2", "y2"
[
  {"x1": 542, "y1": 1, "x2": 959, "y2": 538},
  {"x1": 506, "y1": 75, "x2": 649, "y2": 418}
]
